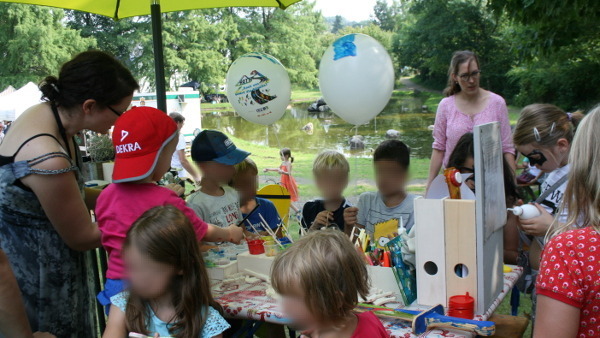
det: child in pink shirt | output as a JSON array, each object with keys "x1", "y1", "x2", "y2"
[{"x1": 95, "y1": 106, "x2": 244, "y2": 313}]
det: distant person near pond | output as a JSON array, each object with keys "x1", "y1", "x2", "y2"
[
  {"x1": 0, "y1": 51, "x2": 138, "y2": 336},
  {"x1": 426, "y1": 50, "x2": 515, "y2": 191},
  {"x1": 264, "y1": 147, "x2": 300, "y2": 213},
  {"x1": 168, "y1": 112, "x2": 201, "y2": 186}
]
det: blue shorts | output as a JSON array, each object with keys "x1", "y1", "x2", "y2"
[{"x1": 97, "y1": 279, "x2": 127, "y2": 315}]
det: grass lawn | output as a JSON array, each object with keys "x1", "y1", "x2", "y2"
[{"x1": 290, "y1": 88, "x2": 321, "y2": 101}]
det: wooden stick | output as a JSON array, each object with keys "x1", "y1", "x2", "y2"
[
  {"x1": 278, "y1": 220, "x2": 294, "y2": 242},
  {"x1": 245, "y1": 219, "x2": 262, "y2": 235},
  {"x1": 350, "y1": 226, "x2": 358, "y2": 242},
  {"x1": 258, "y1": 213, "x2": 284, "y2": 249}
]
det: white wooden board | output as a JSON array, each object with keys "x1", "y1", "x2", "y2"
[
  {"x1": 415, "y1": 196, "x2": 447, "y2": 306},
  {"x1": 474, "y1": 122, "x2": 505, "y2": 314}
]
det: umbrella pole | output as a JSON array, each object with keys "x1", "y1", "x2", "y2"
[{"x1": 151, "y1": 1, "x2": 167, "y2": 113}]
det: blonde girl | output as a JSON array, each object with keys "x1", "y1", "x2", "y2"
[
  {"x1": 271, "y1": 230, "x2": 388, "y2": 337},
  {"x1": 534, "y1": 106, "x2": 600, "y2": 337}
]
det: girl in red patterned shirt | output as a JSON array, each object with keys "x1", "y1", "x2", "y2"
[{"x1": 535, "y1": 105, "x2": 600, "y2": 337}]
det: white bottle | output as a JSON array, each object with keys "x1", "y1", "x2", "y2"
[{"x1": 507, "y1": 205, "x2": 541, "y2": 220}]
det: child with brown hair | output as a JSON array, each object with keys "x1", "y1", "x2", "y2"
[
  {"x1": 264, "y1": 147, "x2": 299, "y2": 212},
  {"x1": 103, "y1": 205, "x2": 230, "y2": 337},
  {"x1": 271, "y1": 229, "x2": 388, "y2": 337},
  {"x1": 230, "y1": 158, "x2": 281, "y2": 235}
]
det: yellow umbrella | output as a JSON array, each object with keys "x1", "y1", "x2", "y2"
[{"x1": 0, "y1": 0, "x2": 302, "y2": 111}]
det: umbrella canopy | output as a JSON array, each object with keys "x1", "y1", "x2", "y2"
[
  {"x1": 0, "y1": 0, "x2": 302, "y2": 111},
  {"x1": 1, "y1": 0, "x2": 300, "y2": 19}
]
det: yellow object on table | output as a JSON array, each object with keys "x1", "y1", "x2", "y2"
[{"x1": 264, "y1": 243, "x2": 280, "y2": 257}]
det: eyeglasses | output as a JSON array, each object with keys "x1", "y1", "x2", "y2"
[
  {"x1": 524, "y1": 150, "x2": 547, "y2": 166},
  {"x1": 458, "y1": 70, "x2": 481, "y2": 82},
  {"x1": 107, "y1": 105, "x2": 123, "y2": 117}
]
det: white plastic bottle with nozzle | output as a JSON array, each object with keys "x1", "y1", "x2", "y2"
[{"x1": 508, "y1": 205, "x2": 541, "y2": 220}]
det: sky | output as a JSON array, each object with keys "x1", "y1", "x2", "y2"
[{"x1": 313, "y1": 0, "x2": 391, "y2": 22}]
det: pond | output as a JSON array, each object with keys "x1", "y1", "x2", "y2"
[{"x1": 200, "y1": 92, "x2": 437, "y2": 159}]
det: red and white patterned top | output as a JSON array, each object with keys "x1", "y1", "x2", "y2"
[{"x1": 537, "y1": 227, "x2": 600, "y2": 337}]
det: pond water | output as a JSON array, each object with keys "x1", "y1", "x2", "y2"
[{"x1": 201, "y1": 92, "x2": 437, "y2": 159}]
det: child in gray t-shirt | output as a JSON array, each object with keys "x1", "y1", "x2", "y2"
[
  {"x1": 188, "y1": 185, "x2": 242, "y2": 228},
  {"x1": 187, "y1": 130, "x2": 250, "y2": 231},
  {"x1": 344, "y1": 140, "x2": 416, "y2": 248}
]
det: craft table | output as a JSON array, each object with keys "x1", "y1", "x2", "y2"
[{"x1": 212, "y1": 266, "x2": 523, "y2": 337}]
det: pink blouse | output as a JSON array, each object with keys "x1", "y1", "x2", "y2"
[{"x1": 432, "y1": 92, "x2": 515, "y2": 167}]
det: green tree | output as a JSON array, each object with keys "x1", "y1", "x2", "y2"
[
  {"x1": 487, "y1": 0, "x2": 600, "y2": 109},
  {"x1": 393, "y1": 0, "x2": 513, "y2": 96},
  {"x1": 233, "y1": 1, "x2": 327, "y2": 88},
  {"x1": 488, "y1": 0, "x2": 600, "y2": 53},
  {"x1": 65, "y1": 11, "x2": 151, "y2": 84},
  {"x1": 331, "y1": 15, "x2": 344, "y2": 33},
  {"x1": 373, "y1": 0, "x2": 405, "y2": 31},
  {"x1": 0, "y1": 3, "x2": 95, "y2": 89},
  {"x1": 161, "y1": 9, "x2": 240, "y2": 90}
]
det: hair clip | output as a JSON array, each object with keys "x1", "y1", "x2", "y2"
[
  {"x1": 549, "y1": 122, "x2": 556, "y2": 135},
  {"x1": 533, "y1": 127, "x2": 542, "y2": 142},
  {"x1": 567, "y1": 112, "x2": 572, "y2": 121},
  {"x1": 50, "y1": 83, "x2": 60, "y2": 93}
]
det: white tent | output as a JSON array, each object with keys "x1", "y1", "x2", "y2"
[
  {"x1": 0, "y1": 82, "x2": 43, "y2": 121},
  {"x1": 0, "y1": 86, "x2": 16, "y2": 97}
]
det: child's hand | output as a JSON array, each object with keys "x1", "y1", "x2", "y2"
[
  {"x1": 313, "y1": 210, "x2": 333, "y2": 227},
  {"x1": 344, "y1": 207, "x2": 359, "y2": 227},
  {"x1": 263, "y1": 168, "x2": 269, "y2": 173},
  {"x1": 165, "y1": 183, "x2": 185, "y2": 197},
  {"x1": 227, "y1": 225, "x2": 244, "y2": 244},
  {"x1": 518, "y1": 203, "x2": 553, "y2": 237}
]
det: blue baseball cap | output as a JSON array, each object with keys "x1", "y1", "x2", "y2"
[{"x1": 191, "y1": 130, "x2": 250, "y2": 165}]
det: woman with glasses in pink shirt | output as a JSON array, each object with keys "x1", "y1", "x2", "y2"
[{"x1": 426, "y1": 50, "x2": 515, "y2": 192}]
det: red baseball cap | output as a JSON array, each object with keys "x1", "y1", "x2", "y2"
[{"x1": 112, "y1": 106, "x2": 178, "y2": 183}]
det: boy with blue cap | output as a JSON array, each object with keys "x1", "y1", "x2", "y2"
[{"x1": 187, "y1": 130, "x2": 250, "y2": 229}]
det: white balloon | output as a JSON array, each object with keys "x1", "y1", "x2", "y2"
[
  {"x1": 319, "y1": 34, "x2": 395, "y2": 126},
  {"x1": 226, "y1": 52, "x2": 291, "y2": 125}
]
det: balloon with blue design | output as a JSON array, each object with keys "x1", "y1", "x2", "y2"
[
  {"x1": 319, "y1": 34, "x2": 395, "y2": 126},
  {"x1": 226, "y1": 52, "x2": 291, "y2": 125}
]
